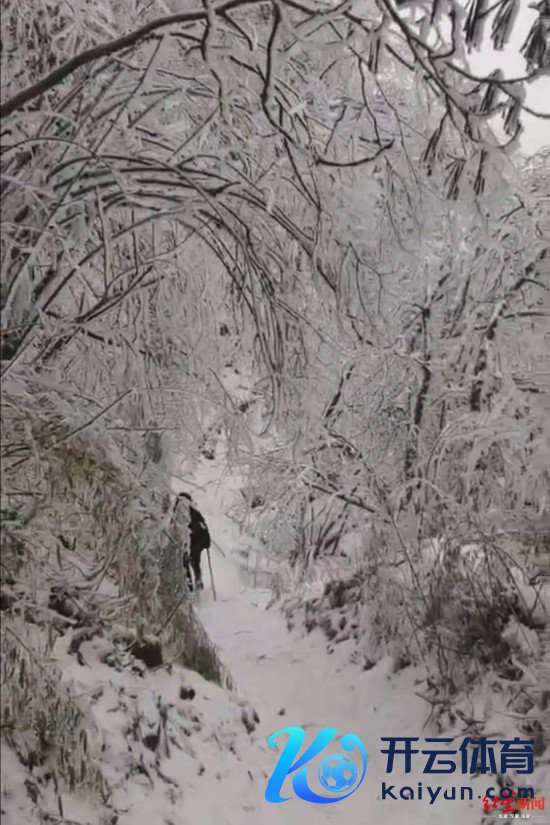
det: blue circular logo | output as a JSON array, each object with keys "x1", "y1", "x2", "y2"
[{"x1": 318, "y1": 753, "x2": 358, "y2": 793}]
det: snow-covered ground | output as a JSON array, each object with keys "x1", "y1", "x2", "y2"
[
  {"x1": 3, "y1": 451, "x2": 546, "y2": 825},
  {"x1": 176, "y1": 456, "x2": 545, "y2": 825}
]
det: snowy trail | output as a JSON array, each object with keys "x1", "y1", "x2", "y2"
[{"x1": 181, "y1": 462, "x2": 491, "y2": 825}]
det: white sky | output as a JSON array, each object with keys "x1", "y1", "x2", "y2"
[{"x1": 468, "y1": 3, "x2": 550, "y2": 157}]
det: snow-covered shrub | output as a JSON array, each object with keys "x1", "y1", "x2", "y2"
[
  {"x1": 1, "y1": 376, "x2": 228, "y2": 811},
  {"x1": 241, "y1": 135, "x2": 549, "y2": 711},
  {"x1": 1, "y1": 630, "x2": 107, "y2": 803}
]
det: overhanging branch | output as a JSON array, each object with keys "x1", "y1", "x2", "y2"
[{"x1": 0, "y1": 0, "x2": 266, "y2": 119}]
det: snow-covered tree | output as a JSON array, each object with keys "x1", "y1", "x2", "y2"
[{"x1": 1, "y1": 0, "x2": 548, "y2": 784}]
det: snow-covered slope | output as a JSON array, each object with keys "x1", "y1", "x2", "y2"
[
  {"x1": 179, "y1": 458, "x2": 550, "y2": 825},
  {"x1": 2, "y1": 447, "x2": 547, "y2": 825}
]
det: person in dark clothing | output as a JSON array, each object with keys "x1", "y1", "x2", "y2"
[{"x1": 175, "y1": 492, "x2": 211, "y2": 591}]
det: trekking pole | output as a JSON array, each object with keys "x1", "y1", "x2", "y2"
[
  {"x1": 211, "y1": 538, "x2": 226, "y2": 557},
  {"x1": 206, "y1": 547, "x2": 217, "y2": 601}
]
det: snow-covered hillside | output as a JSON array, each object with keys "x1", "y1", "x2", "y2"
[
  {"x1": 179, "y1": 455, "x2": 550, "y2": 824},
  {"x1": 2, "y1": 420, "x2": 548, "y2": 825}
]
